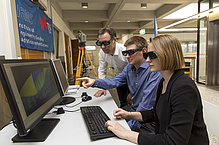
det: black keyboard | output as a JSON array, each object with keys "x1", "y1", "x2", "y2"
[{"x1": 80, "y1": 106, "x2": 115, "y2": 140}]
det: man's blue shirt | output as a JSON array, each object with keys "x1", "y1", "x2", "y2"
[{"x1": 93, "y1": 60, "x2": 162, "y2": 130}]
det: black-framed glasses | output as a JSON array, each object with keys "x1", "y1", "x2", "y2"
[
  {"x1": 96, "y1": 37, "x2": 114, "y2": 46},
  {"x1": 143, "y1": 51, "x2": 158, "y2": 59},
  {"x1": 122, "y1": 48, "x2": 143, "y2": 56}
]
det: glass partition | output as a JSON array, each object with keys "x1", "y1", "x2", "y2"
[
  {"x1": 197, "y1": 0, "x2": 209, "y2": 84},
  {"x1": 198, "y1": 17, "x2": 207, "y2": 84}
]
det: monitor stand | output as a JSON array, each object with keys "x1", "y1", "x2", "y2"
[
  {"x1": 59, "y1": 96, "x2": 76, "y2": 105},
  {"x1": 12, "y1": 118, "x2": 60, "y2": 142}
]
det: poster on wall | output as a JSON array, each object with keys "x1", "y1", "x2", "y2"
[{"x1": 15, "y1": 0, "x2": 54, "y2": 52}]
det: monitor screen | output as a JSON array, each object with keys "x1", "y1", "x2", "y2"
[
  {"x1": 0, "y1": 60, "x2": 62, "y2": 142},
  {"x1": 52, "y1": 59, "x2": 69, "y2": 95},
  {"x1": 50, "y1": 59, "x2": 75, "y2": 105}
]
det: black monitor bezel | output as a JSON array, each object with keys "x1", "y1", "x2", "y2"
[
  {"x1": 0, "y1": 60, "x2": 62, "y2": 136},
  {"x1": 50, "y1": 59, "x2": 69, "y2": 96},
  {"x1": 50, "y1": 59, "x2": 76, "y2": 105}
]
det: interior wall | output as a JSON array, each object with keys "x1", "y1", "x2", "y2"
[
  {"x1": 50, "y1": 2, "x2": 76, "y2": 75},
  {"x1": 0, "y1": 17, "x2": 4, "y2": 56}
]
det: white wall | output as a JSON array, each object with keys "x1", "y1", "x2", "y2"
[
  {"x1": 51, "y1": 4, "x2": 75, "y2": 55},
  {"x1": 51, "y1": 5, "x2": 76, "y2": 76},
  {"x1": 0, "y1": 0, "x2": 21, "y2": 59},
  {"x1": 0, "y1": 17, "x2": 4, "y2": 56}
]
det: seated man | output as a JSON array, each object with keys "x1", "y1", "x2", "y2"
[{"x1": 77, "y1": 36, "x2": 162, "y2": 131}]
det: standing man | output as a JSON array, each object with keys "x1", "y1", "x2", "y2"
[
  {"x1": 77, "y1": 36, "x2": 162, "y2": 131},
  {"x1": 95, "y1": 27, "x2": 129, "y2": 108}
]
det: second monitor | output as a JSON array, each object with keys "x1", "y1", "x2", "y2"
[{"x1": 50, "y1": 59, "x2": 76, "y2": 105}]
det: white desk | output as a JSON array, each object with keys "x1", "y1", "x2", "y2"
[{"x1": 0, "y1": 87, "x2": 135, "y2": 145}]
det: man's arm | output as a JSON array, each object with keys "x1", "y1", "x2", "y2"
[{"x1": 93, "y1": 65, "x2": 129, "y2": 90}]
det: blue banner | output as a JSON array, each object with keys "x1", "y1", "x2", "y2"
[{"x1": 15, "y1": 0, "x2": 54, "y2": 52}]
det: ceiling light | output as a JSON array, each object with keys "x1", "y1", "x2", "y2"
[
  {"x1": 158, "y1": 28, "x2": 198, "y2": 32},
  {"x1": 141, "y1": 3, "x2": 147, "y2": 9},
  {"x1": 164, "y1": 3, "x2": 219, "y2": 19},
  {"x1": 158, "y1": 5, "x2": 219, "y2": 31},
  {"x1": 81, "y1": 3, "x2": 88, "y2": 9},
  {"x1": 84, "y1": 20, "x2": 89, "y2": 23},
  {"x1": 127, "y1": 20, "x2": 131, "y2": 23}
]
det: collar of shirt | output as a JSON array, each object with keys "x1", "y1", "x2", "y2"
[
  {"x1": 113, "y1": 42, "x2": 125, "y2": 56},
  {"x1": 131, "y1": 60, "x2": 149, "y2": 71}
]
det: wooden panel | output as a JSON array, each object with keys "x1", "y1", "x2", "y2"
[
  {"x1": 0, "y1": 81, "x2": 12, "y2": 130},
  {"x1": 21, "y1": 48, "x2": 44, "y2": 59},
  {"x1": 71, "y1": 39, "x2": 79, "y2": 70},
  {"x1": 64, "y1": 33, "x2": 71, "y2": 79}
]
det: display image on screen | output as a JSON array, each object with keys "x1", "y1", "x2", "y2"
[
  {"x1": 12, "y1": 67, "x2": 54, "y2": 116},
  {"x1": 0, "y1": 60, "x2": 62, "y2": 142}
]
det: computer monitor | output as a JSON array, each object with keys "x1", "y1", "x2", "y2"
[
  {"x1": 0, "y1": 60, "x2": 62, "y2": 142},
  {"x1": 50, "y1": 59, "x2": 76, "y2": 105}
]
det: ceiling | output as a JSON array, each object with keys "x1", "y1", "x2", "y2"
[{"x1": 50, "y1": 0, "x2": 198, "y2": 41}]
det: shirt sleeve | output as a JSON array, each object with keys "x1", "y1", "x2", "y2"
[
  {"x1": 98, "y1": 51, "x2": 108, "y2": 79},
  {"x1": 127, "y1": 120, "x2": 141, "y2": 131},
  {"x1": 128, "y1": 110, "x2": 154, "y2": 131},
  {"x1": 93, "y1": 65, "x2": 129, "y2": 90}
]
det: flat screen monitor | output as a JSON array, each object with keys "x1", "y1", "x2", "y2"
[
  {"x1": 50, "y1": 59, "x2": 75, "y2": 105},
  {"x1": 0, "y1": 61, "x2": 62, "y2": 142}
]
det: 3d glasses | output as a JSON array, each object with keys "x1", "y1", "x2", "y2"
[
  {"x1": 143, "y1": 51, "x2": 158, "y2": 59},
  {"x1": 96, "y1": 37, "x2": 114, "y2": 46},
  {"x1": 122, "y1": 48, "x2": 143, "y2": 56}
]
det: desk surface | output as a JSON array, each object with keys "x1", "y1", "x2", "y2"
[{"x1": 0, "y1": 87, "x2": 134, "y2": 145}]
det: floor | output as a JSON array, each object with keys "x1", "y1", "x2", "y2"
[{"x1": 83, "y1": 66, "x2": 219, "y2": 145}]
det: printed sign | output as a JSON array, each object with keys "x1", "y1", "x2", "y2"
[{"x1": 15, "y1": 0, "x2": 54, "y2": 52}]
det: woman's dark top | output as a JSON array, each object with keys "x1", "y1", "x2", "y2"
[{"x1": 138, "y1": 69, "x2": 209, "y2": 145}]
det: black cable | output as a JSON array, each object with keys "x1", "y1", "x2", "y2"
[
  {"x1": 50, "y1": 108, "x2": 81, "y2": 114},
  {"x1": 46, "y1": 111, "x2": 56, "y2": 115},
  {"x1": 51, "y1": 101, "x2": 83, "y2": 114},
  {"x1": 64, "y1": 108, "x2": 80, "y2": 112},
  {"x1": 65, "y1": 100, "x2": 82, "y2": 108}
]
